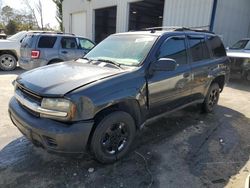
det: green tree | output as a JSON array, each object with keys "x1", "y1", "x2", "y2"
[
  {"x1": 5, "y1": 20, "x2": 18, "y2": 35},
  {"x1": 52, "y1": 0, "x2": 63, "y2": 31}
]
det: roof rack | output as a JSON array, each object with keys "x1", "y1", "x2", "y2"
[
  {"x1": 28, "y1": 30, "x2": 75, "y2": 36},
  {"x1": 144, "y1": 26, "x2": 214, "y2": 34}
]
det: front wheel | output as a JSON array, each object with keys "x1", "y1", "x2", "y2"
[
  {"x1": 0, "y1": 54, "x2": 17, "y2": 71},
  {"x1": 90, "y1": 111, "x2": 136, "y2": 163},
  {"x1": 202, "y1": 83, "x2": 220, "y2": 113}
]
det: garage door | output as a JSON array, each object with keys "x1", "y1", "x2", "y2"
[{"x1": 71, "y1": 12, "x2": 87, "y2": 37}]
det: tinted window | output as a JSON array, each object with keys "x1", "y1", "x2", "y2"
[
  {"x1": 157, "y1": 36, "x2": 187, "y2": 65},
  {"x1": 188, "y1": 37, "x2": 210, "y2": 62},
  {"x1": 21, "y1": 35, "x2": 34, "y2": 48},
  {"x1": 208, "y1": 36, "x2": 226, "y2": 57},
  {"x1": 38, "y1": 36, "x2": 57, "y2": 48},
  {"x1": 79, "y1": 38, "x2": 95, "y2": 50},
  {"x1": 61, "y1": 37, "x2": 77, "y2": 49}
]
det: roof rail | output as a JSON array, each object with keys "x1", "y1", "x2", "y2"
[
  {"x1": 28, "y1": 30, "x2": 75, "y2": 36},
  {"x1": 144, "y1": 26, "x2": 214, "y2": 34}
]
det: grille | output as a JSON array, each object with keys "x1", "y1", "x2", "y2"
[
  {"x1": 16, "y1": 83, "x2": 42, "y2": 116},
  {"x1": 16, "y1": 83, "x2": 42, "y2": 104},
  {"x1": 21, "y1": 103, "x2": 40, "y2": 117}
]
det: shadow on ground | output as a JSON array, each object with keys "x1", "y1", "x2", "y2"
[
  {"x1": 0, "y1": 104, "x2": 250, "y2": 188},
  {"x1": 0, "y1": 67, "x2": 25, "y2": 76}
]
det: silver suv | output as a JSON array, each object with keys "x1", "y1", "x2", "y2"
[{"x1": 19, "y1": 32, "x2": 95, "y2": 70}]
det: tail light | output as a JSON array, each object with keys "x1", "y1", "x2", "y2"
[{"x1": 31, "y1": 50, "x2": 40, "y2": 59}]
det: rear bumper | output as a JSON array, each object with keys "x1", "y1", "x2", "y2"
[
  {"x1": 19, "y1": 58, "x2": 48, "y2": 70},
  {"x1": 9, "y1": 97, "x2": 94, "y2": 154}
]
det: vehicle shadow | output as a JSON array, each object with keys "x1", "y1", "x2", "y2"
[
  {"x1": 0, "y1": 67, "x2": 25, "y2": 76},
  {"x1": 0, "y1": 105, "x2": 249, "y2": 188}
]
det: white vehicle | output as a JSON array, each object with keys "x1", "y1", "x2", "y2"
[
  {"x1": 227, "y1": 38, "x2": 250, "y2": 81},
  {"x1": 0, "y1": 31, "x2": 28, "y2": 71}
]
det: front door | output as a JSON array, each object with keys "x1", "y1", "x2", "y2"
[
  {"x1": 147, "y1": 35, "x2": 192, "y2": 117},
  {"x1": 75, "y1": 37, "x2": 95, "y2": 58}
]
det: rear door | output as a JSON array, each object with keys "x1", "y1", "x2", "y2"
[
  {"x1": 147, "y1": 35, "x2": 192, "y2": 117},
  {"x1": 187, "y1": 34, "x2": 212, "y2": 100},
  {"x1": 59, "y1": 37, "x2": 77, "y2": 61}
]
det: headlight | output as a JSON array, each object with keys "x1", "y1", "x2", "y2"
[{"x1": 40, "y1": 98, "x2": 76, "y2": 121}]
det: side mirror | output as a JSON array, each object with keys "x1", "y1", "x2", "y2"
[{"x1": 153, "y1": 58, "x2": 177, "y2": 71}]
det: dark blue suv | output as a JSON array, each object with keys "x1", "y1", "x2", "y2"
[{"x1": 9, "y1": 27, "x2": 230, "y2": 163}]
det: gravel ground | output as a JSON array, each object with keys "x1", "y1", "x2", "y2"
[{"x1": 0, "y1": 68, "x2": 250, "y2": 188}]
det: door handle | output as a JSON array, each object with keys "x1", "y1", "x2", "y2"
[
  {"x1": 183, "y1": 72, "x2": 190, "y2": 78},
  {"x1": 61, "y1": 51, "x2": 68, "y2": 54}
]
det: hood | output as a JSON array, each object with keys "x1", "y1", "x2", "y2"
[
  {"x1": 16, "y1": 61, "x2": 123, "y2": 96},
  {"x1": 0, "y1": 39, "x2": 14, "y2": 43},
  {"x1": 0, "y1": 39, "x2": 18, "y2": 49}
]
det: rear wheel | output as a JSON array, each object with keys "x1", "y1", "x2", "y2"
[
  {"x1": 0, "y1": 54, "x2": 17, "y2": 71},
  {"x1": 90, "y1": 111, "x2": 136, "y2": 163},
  {"x1": 202, "y1": 83, "x2": 220, "y2": 113}
]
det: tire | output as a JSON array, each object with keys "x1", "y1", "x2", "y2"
[
  {"x1": 202, "y1": 83, "x2": 220, "y2": 113},
  {"x1": 0, "y1": 54, "x2": 17, "y2": 71},
  {"x1": 90, "y1": 111, "x2": 136, "y2": 163}
]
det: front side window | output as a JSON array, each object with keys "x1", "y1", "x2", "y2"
[
  {"x1": 38, "y1": 36, "x2": 57, "y2": 48},
  {"x1": 85, "y1": 35, "x2": 157, "y2": 66},
  {"x1": 61, "y1": 37, "x2": 78, "y2": 49},
  {"x1": 188, "y1": 36, "x2": 210, "y2": 62},
  {"x1": 78, "y1": 38, "x2": 95, "y2": 50},
  {"x1": 157, "y1": 36, "x2": 187, "y2": 65}
]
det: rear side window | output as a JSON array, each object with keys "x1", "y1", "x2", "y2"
[
  {"x1": 21, "y1": 35, "x2": 34, "y2": 48},
  {"x1": 79, "y1": 38, "x2": 95, "y2": 50},
  {"x1": 157, "y1": 36, "x2": 188, "y2": 65},
  {"x1": 38, "y1": 36, "x2": 57, "y2": 48},
  {"x1": 61, "y1": 37, "x2": 78, "y2": 49},
  {"x1": 188, "y1": 36, "x2": 210, "y2": 62},
  {"x1": 208, "y1": 36, "x2": 226, "y2": 57}
]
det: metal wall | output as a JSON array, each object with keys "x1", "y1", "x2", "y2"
[
  {"x1": 162, "y1": 0, "x2": 214, "y2": 29},
  {"x1": 62, "y1": 0, "x2": 142, "y2": 40},
  {"x1": 63, "y1": 0, "x2": 250, "y2": 46},
  {"x1": 213, "y1": 0, "x2": 250, "y2": 46}
]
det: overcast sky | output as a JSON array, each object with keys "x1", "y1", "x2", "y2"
[{"x1": 2, "y1": 0, "x2": 59, "y2": 29}]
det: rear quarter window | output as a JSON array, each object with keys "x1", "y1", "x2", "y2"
[
  {"x1": 208, "y1": 36, "x2": 226, "y2": 57},
  {"x1": 38, "y1": 36, "x2": 57, "y2": 48}
]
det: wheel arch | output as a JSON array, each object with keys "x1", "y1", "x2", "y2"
[
  {"x1": 86, "y1": 99, "x2": 143, "y2": 149},
  {"x1": 48, "y1": 58, "x2": 63, "y2": 65},
  {"x1": 211, "y1": 75, "x2": 225, "y2": 92},
  {"x1": 0, "y1": 50, "x2": 18, "y2": 61}
]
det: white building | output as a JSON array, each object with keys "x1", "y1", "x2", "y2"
[{"x1": 62, "y1": 0, "x2": 250, "y2": 46}]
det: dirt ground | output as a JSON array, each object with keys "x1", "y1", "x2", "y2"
[{"x1": 0, "y1": 68, "x2": 250, "y2": 188}]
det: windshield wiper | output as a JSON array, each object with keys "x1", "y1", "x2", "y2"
[{"x1": 97, "y1": 59, "x2": 121, "y2": 68}]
